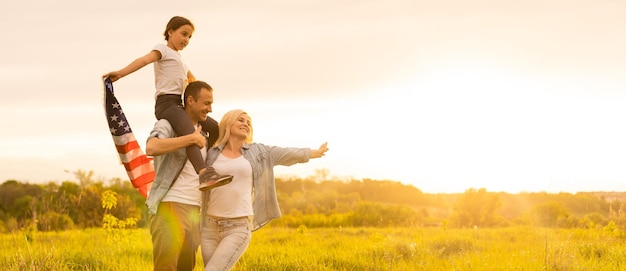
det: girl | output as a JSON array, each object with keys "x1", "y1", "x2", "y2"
[{"x1": 103, "y1": 16, "x2": 232, "y2": 191}]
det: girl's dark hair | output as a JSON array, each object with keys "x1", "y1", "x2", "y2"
[{"x1": 163, "y1": 16, "x2": 194, "y2": 40}]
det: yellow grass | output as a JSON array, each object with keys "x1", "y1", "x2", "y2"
[{"x1": 1, "y1": 226, "x2": 624, "y2": 270}]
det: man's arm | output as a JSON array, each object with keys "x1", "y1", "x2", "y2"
[{"x1": 146, "y1": 126, "x2": 205, "y2": 156}]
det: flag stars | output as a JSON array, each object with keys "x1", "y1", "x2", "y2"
[
  {"x1": 110, "y1": 127, "x2": 117, "y2": 134},
  {"x1": 118, "y1": 120, "x2": 126, "y2": 127},
  {"x1": 110, "y1": 115, "x2": 119, "y2": 122},
  {"x1": 112, "y1": 103, "x2": 121, "y2": 109}
]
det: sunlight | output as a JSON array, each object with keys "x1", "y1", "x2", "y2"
[{"x1": 353, "y1": 59, "x2": 626, "y2": 193}]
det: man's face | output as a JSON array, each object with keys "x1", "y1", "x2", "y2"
[{"x1": 187, "y1": 88, "x2": 213, "y2": 122}]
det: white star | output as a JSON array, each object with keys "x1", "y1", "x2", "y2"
[
  {"x1": 110, "y1": 127, "x2": 117, "y2": 134},
  {"x1": 110, "y1": 115, "x2": 118, "y2": 122},
  {"x1": 118, "y1": 120, "x2": 126, "y2": 127},
  {"x1": 124, "y1": 126, "x2": 131, "y2": 132},
  {"x1": 112, "y1": 103, "x2": 120, "y2": 109}
]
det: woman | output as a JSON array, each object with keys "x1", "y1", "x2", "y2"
[{"x1": 200, "y1": 109, "x2": 329, "y2": 270}]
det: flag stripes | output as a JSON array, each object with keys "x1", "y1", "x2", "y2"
[{"x1": 104, "y1": 78, "x2": 154, "y2": 198}]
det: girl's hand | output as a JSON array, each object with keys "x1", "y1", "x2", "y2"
[{"x1": 103, "y1": 71, "x2": 122, "y2": 82}]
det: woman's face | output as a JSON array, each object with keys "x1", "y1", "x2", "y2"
[{"x1": 230, "y1": 113, "x2": 251, "y2": 139}]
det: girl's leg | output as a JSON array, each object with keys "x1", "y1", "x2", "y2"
[
  {"x1": 155, "y1": 97, "x2": 206, "y2": 173},
  {"x1": 155, "y1": 95, "x2": 232, "y2": 190},
  {"x1": 199, "y1": 115, "x2": 219, "y2": 148}
]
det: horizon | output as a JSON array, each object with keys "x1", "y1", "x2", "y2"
[{"x1": 3, "y1": 172, "x2": 626, "y2": 195}]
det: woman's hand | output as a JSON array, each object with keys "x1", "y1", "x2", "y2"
[{"x1": 311, "y1": 142, "x2": 329, "y2": 158}]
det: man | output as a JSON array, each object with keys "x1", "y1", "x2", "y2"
[{"x1": 145, "y1": 80, "x2": 222, "y2": 270}]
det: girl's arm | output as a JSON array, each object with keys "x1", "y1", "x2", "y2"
[{"x1": 103, "y1": 50, "x2": 161, "y2": 82}]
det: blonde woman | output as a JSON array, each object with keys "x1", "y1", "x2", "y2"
[{"x1": 200, "y1": 109, "x2": 329, "y2": 270}]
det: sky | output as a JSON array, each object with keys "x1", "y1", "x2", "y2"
[{"x1": 0, "y1": 0, "x2": 625, "y2": 194}]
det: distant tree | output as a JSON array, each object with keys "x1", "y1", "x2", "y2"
[
  {"x1": 106, "y1": 178, "x2": 145, "y2": 225},
  {"x1": 67, "y1": 169, "x2": 98, "y2": 187},
  {"x1": 58, "y1": 181, "x2": 83, "y2": 224},
  {"x1": 349, "y1": 201, "x2": 421, "y2": 227},
  {"x1": 528, "y1": 201, "x2": 570, "y2": 227},
  {"x1": 314, "y1": 168, "x2": 330, "y2": 182},
  {"x1": 38, "y1": 211, "x2": 74, "y2": 231},
  {"x1": 452, "y1": 188, "x2": 501, "y2": 228},
  {"x1": 74, "y1": 185, "x2": 106, "y2": 228},
  {"x1": 580, "y1": 212, "x2": 606, "y2": 229},
  {"x1": 0, "y1": 181, "x2": 44, "y2": 224}
]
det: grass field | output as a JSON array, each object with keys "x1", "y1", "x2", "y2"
[{"x1": 1, "y1": 226, "x2": 624, "y2": 270}]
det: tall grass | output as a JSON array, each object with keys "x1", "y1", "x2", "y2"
[
  {"x1": 0, "y1": 228, "x2": 159, "y2": 271},
  {"x1": 1, "y1": 226, "x2": 625, "y2": 270}
]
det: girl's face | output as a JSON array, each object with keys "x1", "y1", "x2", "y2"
[
  {"x1": 230, "y1": 113, "x2": 251, "y2": 139},
  {"x1": 167, "y1": 24, "x2": 194, "y2": 51}
]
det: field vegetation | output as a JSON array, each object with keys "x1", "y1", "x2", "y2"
[
  {"x1": 1, "y1": 169, "x2": 626, "y2": 270},
  {"x1": 2, "y1": 226, "x2": 626, "y2": 270}
]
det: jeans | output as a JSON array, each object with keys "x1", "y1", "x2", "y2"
[
  {"x1": 201, "y1": 216, "x2": 251, "y2": 271},
  {"x1": 150, "y1": 202, "x2": 200, "y2": 271}
]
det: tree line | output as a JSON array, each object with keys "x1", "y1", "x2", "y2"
[{"x1": 0, "y1": 170, "x2": 624, "y2": 232}]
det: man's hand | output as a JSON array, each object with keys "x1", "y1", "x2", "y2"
[
  {"x1": 190, "y1": 125, "x2": 206, "y2": 148},
  {"x1": 147, "y1": 125, "x2": 207, "y2": 156}
]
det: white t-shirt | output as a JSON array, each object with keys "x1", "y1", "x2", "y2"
[
  {"x1": 206, "y1": 154, "x2": 254, "y2": 218},
  {"x1": 161, "y1": 141, "x2": 206, "y2": 206},
  {"x1": 152, "y1": 43, "x2": 190, "y2": 99}
]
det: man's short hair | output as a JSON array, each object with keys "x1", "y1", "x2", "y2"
[{"x1": 184, "y1": 81, "x2": 213, "y2": 105}]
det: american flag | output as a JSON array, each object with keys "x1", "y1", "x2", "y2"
[{"x1": 103, "y1": 78, "x2": 154, "y2": 198}]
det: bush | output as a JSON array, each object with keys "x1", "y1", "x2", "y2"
[{"x1": 38, "y1": 211, "x2": 74, "y2": 231}]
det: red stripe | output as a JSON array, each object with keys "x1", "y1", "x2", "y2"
[
  {"x1": 122, "y1": 155, "x2": 153, "y2": 171},
  {"x1": 128, "y1": 161, "x2": 154, "y2": 178},
  {"x1": 130, "y1": 171, "x2": 155, "y2": 188},
  {"x1": 127, "y1": 162, "x2": 154, "y2": 184},
  {"x1": 118, "y1": 148, "x2": 144, "y2": 164},
  {"x1": 116, "y1": 141, "x2": 141, "y2": 154}
]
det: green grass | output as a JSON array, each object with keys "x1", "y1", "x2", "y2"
[{"x1": 1, "y1": 226, "x2": 625, "y2": 270}]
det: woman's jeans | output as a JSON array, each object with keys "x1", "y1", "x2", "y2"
[{"x1": 201, "y1": 216, "x2": 251, "y2": 271}]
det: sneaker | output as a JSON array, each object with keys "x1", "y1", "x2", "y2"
[{"x1": 198, "y1": 169, "x2": 233, "y2": 191}]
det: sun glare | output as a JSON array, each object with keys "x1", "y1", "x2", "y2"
[{"x1": 361, "y1": 60, "x2": 587, "y2": 193}]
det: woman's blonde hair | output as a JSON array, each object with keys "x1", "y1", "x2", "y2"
[{"x1": 215, "y1": 109, "x2": 253, "y2": 146}]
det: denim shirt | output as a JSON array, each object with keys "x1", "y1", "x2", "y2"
[
  {"x1": 202, "y1": 143, "x2": 311, "y2": 231},
  {"x1": 145, "y1": 119, "x2": 208, "y2": 215}
]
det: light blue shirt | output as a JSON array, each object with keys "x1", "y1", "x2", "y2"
[
  {"x1": 145, "y1": 119, "x2": 208, "y2": 215},
  {"x1": 202, "y1": 143, "x2": 311, "y2": 231}
]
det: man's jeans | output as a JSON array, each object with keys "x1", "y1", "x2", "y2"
[
  {"x1": 201, "y1": 216, "x2": 251, "y2": 271},
  {"x1": 150, "y1": 202, "x2": 200, "y2": 271}
]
